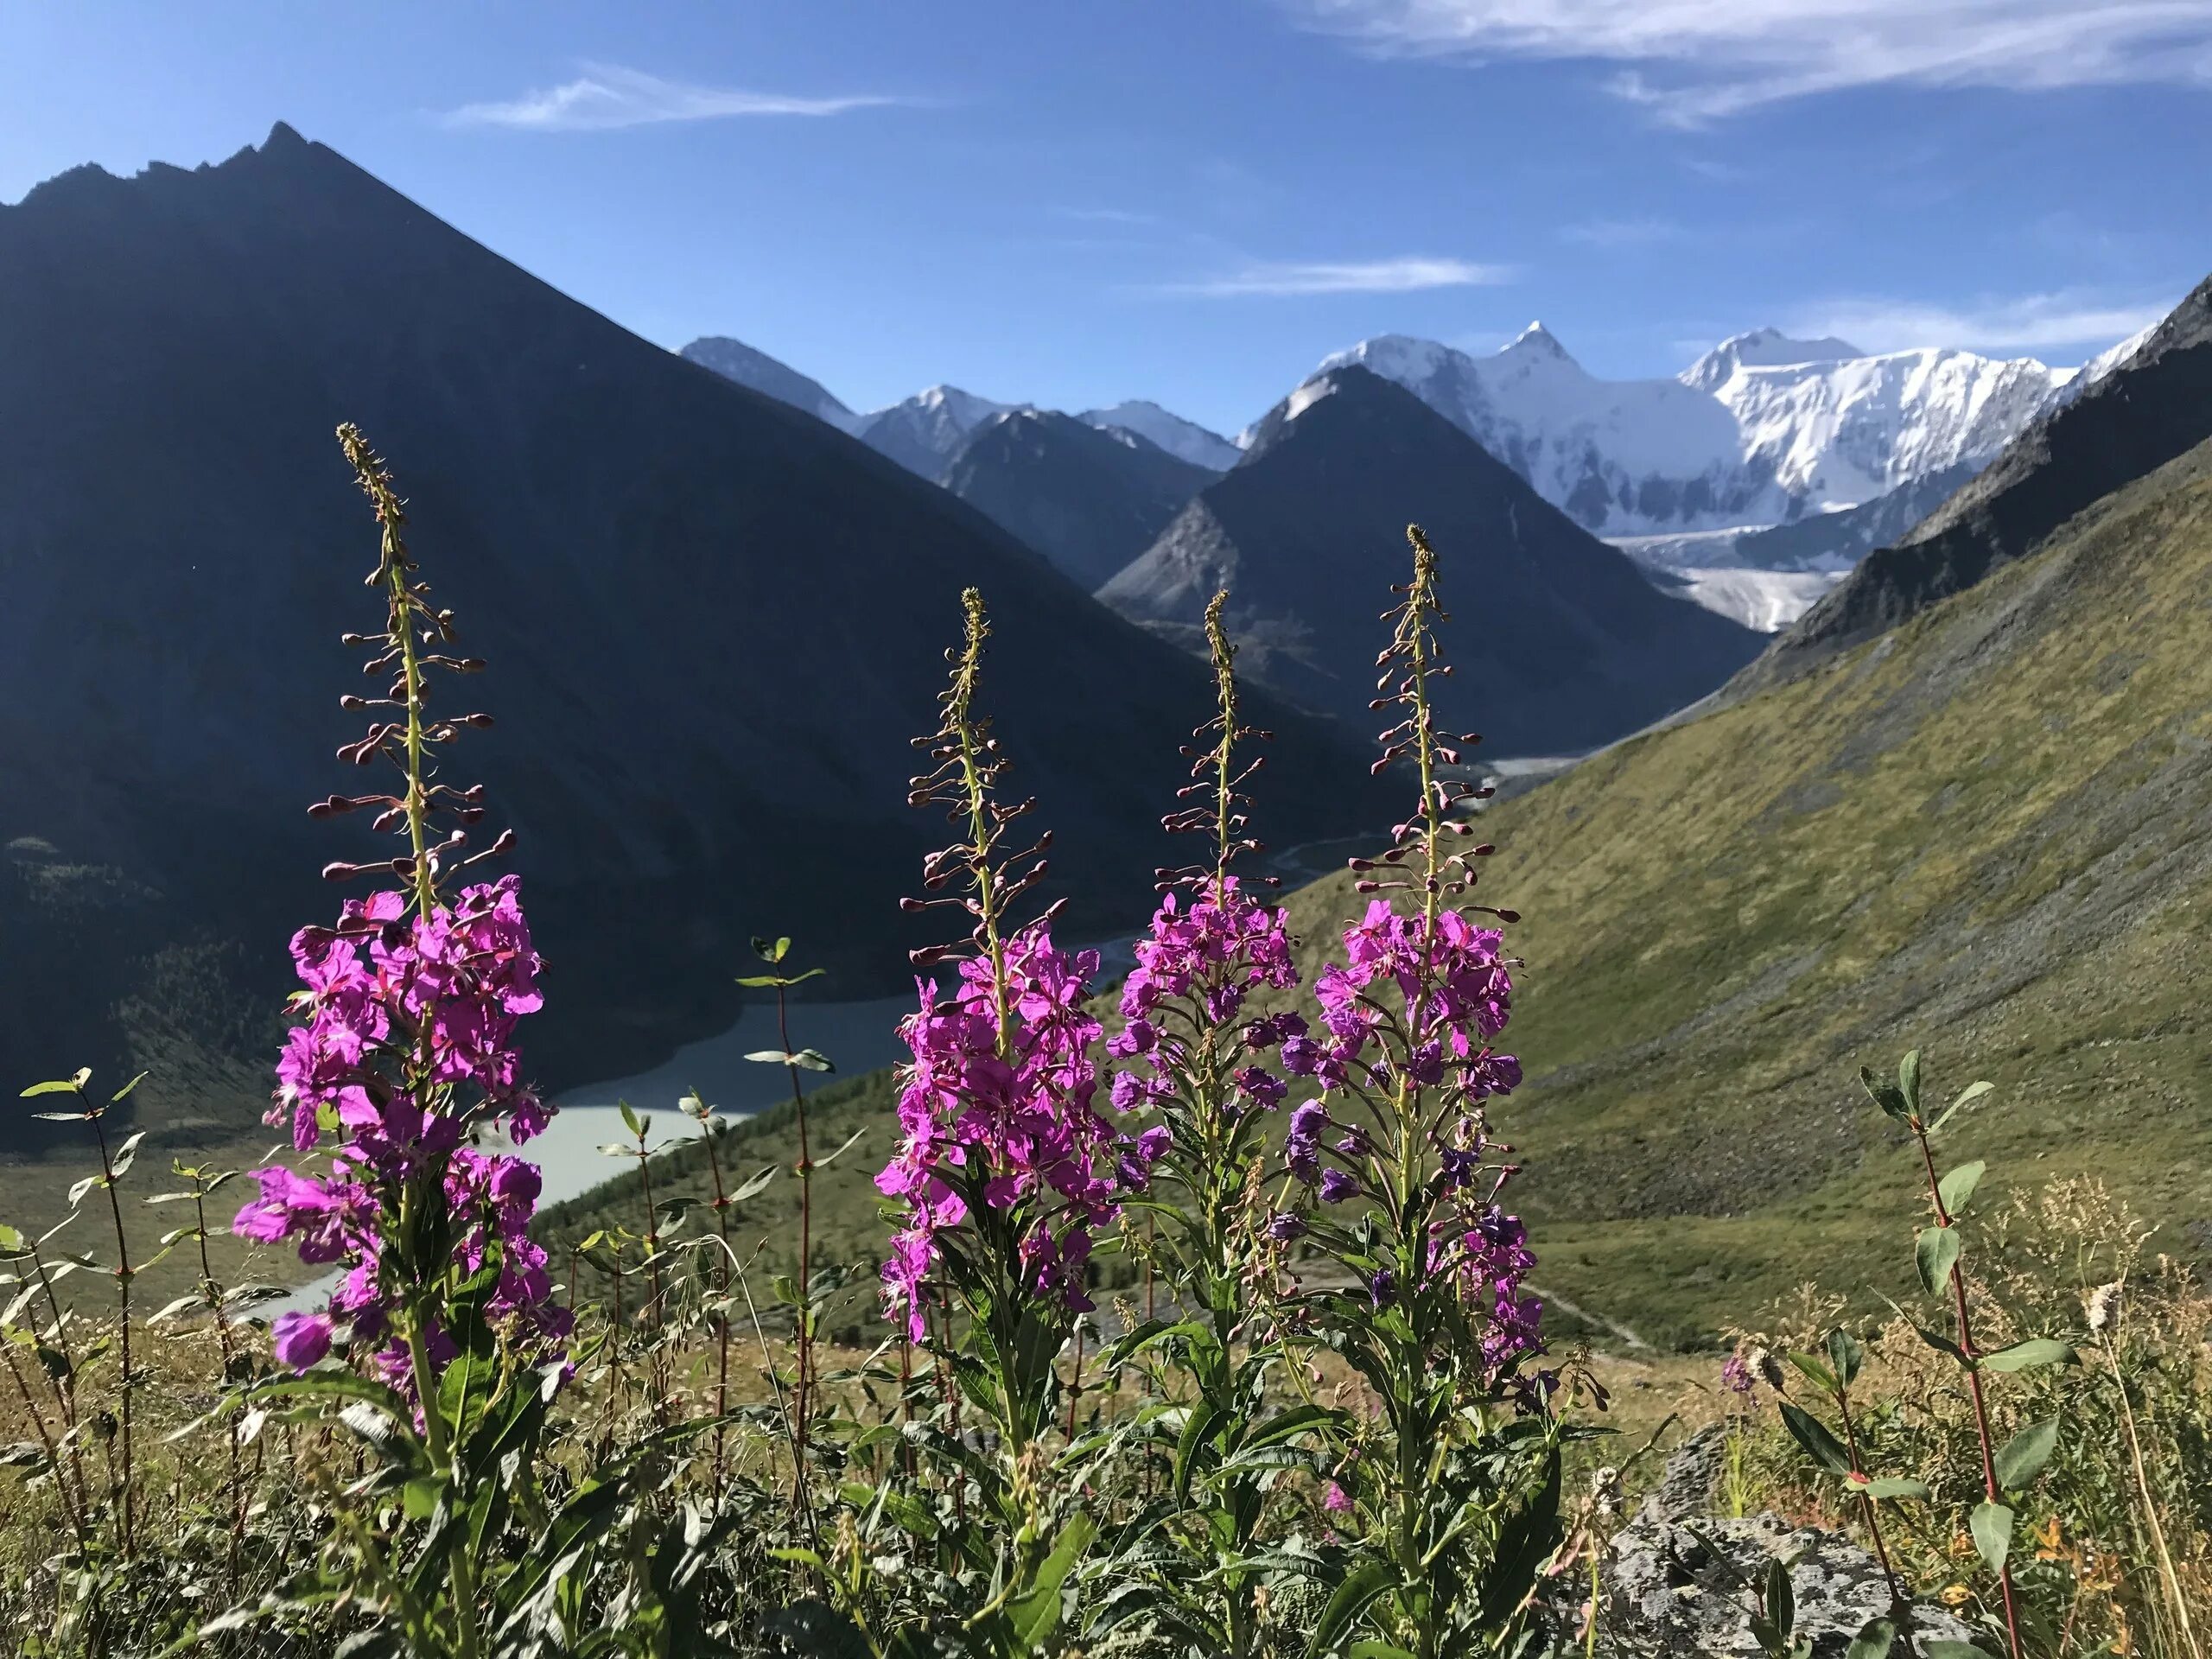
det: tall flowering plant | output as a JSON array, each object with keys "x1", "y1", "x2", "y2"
[
  {"x1": 218, "y1": 429, "x2": 588, "y2": 1659},
  {"x1": 1091, "y1": 594, "x2": 1339, "y2": 1657},
  {"x1": 1274, "y1": 528, "x2": 1562, "y2": 1659},
  {"x1": 860, "y1": 589, "x2": 1145, "y2": 1655}
]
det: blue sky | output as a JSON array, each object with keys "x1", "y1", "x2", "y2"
[{"x1": 3, "y1": 1, "x2": 2206, "y2": 434}]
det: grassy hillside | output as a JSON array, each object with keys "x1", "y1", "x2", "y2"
[{"x1": 1287, "y1": 437, "x2": 2212, "y2": 1343}]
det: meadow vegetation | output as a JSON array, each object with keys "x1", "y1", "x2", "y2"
[{"x1": 0, "y1": 429, "x2": 2203, "y2": 1657}]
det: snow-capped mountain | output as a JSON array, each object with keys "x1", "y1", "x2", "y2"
[
  {"x1": 1685, "y1": 329, "x2": 2072, "y2": 512},
  {"x1": 1077, "y1": 400, "x2": 1240, "y2": 471},
  {"x1": 853, "y1": 385, "x2": 1014, "y2": 480},
  {"x1": 1300, "y1": 323, "x2": 2112, "y2": 537}
]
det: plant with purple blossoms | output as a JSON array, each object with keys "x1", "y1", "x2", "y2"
[
  {"x1": 213, "y1": 429, "x2": 721, "y2": 1659},
  {"x1": 854, "y1": 589, "x2": 1141, "y2": 1654},
  {"x1": 1273, "y1": 528, "x2": 1563, "y2": 1659},
  {"x1": 1090, "y1": 593, "x2": 1340, "y2": 1658}
]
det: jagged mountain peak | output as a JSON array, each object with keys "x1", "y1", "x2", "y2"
[{"x1": 1503, "y1": 320, "x2": 1573, "y2": 360}]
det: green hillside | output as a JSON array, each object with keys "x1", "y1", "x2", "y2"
[{"x1": 1286, "y1": 436, "x2": 2212, "y2": 1342}]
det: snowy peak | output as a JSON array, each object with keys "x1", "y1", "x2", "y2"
[
  {"x1": 1077, "y1": 400, "x2": 1240, "y2": 471},
  {"x1": 1681, "y1": 328, "x2": 1865, "y2": 391},
  {"x1": 1302, "y1": 319, "x2": 2139, "y2": 536},
  {"x1": 855, "y1": 385, "x2": 1017, "y2": 480},
  {"x1": 1503, "y1": 320, "x2": 1574, "y2": 362}
]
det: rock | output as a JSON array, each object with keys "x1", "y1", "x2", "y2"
[{"x1": 1595, "y1": 1427, "x2": 1977, "y2": 1657}]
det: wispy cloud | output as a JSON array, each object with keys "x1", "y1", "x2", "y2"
[
  {"x1": 1787, "y1": 290, "x2": 2171, "y2": 356},
  {"x1": 1051, "y1": 206, "x2": 1161, "y2": 226},
  {"x1": 445, "y1": 62, "x2": 909, "y2": 131},
  {"x1": 1286, "y1": 1, "x2": 2212, "y2": 123},
  {"x1": 1151, "y1": 255, "x2": 1515, "y2": 296},
  {"x1": 1560, "y1": 216, "x2": 1684, "y2": 248}
]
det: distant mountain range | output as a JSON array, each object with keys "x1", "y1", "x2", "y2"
[
  {"x1": 0, "y1": 124, "x2": 1385, "y2": 1156},
  {"x1": 683, "y1": 316, "x2": 2146, "y2": 635},
  {"x1": 1098, "y1": 364, "x2": 1765, "y2": 754}
]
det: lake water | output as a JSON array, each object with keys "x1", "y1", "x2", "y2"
[{"x1": 263, "y1": 937, "x2": 1140, "y2": 1317}]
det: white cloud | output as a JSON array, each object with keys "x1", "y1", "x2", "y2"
[
  {"x1": 1152, "y1": 256, "x2": 1515, "y2": 296},
  {"x1": 446, "y1": 63, "x2": 907, "y2": 131},
  {"x1": 1287, "y1": 1, "x2": 2212, "y2": 123},
  {"x1": 1560, "y1": 215, "x2": 1684, "y2": 247},
  {"x1": 1787, "y1": 291, "x2": 2171, "y2": 356}
]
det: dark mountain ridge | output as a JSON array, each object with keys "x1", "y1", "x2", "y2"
[
  {"x1": 0, "y1": 124, "x2": 1382, "y2": 1154},
  {"x1": 942, "y1": 410, "x2": 1215, "y2": 589},
  {"x1": 1099, "y1": 365, "x2": 1765, "y2": 755}
]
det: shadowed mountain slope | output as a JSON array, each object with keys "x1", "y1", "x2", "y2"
[
  {"x1": 1100, "y1": 365, "x2": 1764, "y2": 754},
  {"x1": 942, "y1": 410, "x2": 1215, "y2": 589},
  {"x1": 0, "y1": 124, "x2": 1381, "y2": 1160}
]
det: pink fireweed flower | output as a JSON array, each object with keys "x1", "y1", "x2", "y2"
[
  {"x1": 877, "y1": 922, "x2": 1145, "y2": 1340},
  {"x1": 237, "y1": 878, "x2": 567, "y2": 1380}
]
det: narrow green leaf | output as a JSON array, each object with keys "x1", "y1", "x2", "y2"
[
  {"x1": 1827, "y1": 1326, "x2": 1866, "y2": 1388},
  {"x1": 815, "y1": 1127, "x2": 868, "y2": 1168},
  {"x1": 1938, "y1": 1160, "x2": 1987, "y2": 1217},
  {"x1": 1979, "y1": 1338, "x2": 2076, "y2": 1374},
  {"x1": 1845, "y1": 1618, "x2": 1897, "y2": 1659},
  {"x1": 1778, "y1": 1402, "x2": 1853, "y2": 1476},
  {"x1": 109, "y1": 1072, "x2": 148, "y2": 1105},
  {"x1": 1898, "y1": 1050, "x2": 1923, "y2": 1117},
  {"x1": 1970, "y1": 1501, "x2": 2013, "y2": 1573},
  {"x1": 1005, "y1": 1510, "x2": 1096, "y2": 1647},
  {"x1": 1929, "y1": 1081, "x2": 1994, "y2": 1136},
  {"x1": 1993, "y1": 1418, "x2": 2060, "y2": 1489},
  {"x1": 1862, "y1": 1477, "x2": 1929, "y2": 1501},
  {"x1": 1916, "y1": 1226, "x2": 1961, "y2": 1296},
  {"x1": 1786, "y1": 1350, "x2": 1839, "y2": 1393},
  {"x1": 18, "y1": 1077, "x2": 85, "y2": 1099},
  {"x1": 617, "y1": 1099, "x2": 642, "y2": 1139},
  {"x1": 1309, "y1": 1558, "x2": 1396, "y2": 1655}
]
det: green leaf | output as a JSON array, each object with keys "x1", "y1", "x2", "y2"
[
  {"x1": 1916, "y1": 1225, "x2": 1961, "y2": 1295},
  {"x1": 1763, "y1": 1555, "x2": 1796, "y2": 1646},
  {"x1": 1993, "y1": 1418, "x2": 2060, "y2": 1489},
  {"x1": 736, "y1": 968, "x2": 825, "y2": 989},
  {"x1": 1826, "y1": 1327, "x2": 1865, "y2": 1388},
  {"x1": 1938, "y1": 1160, "x2": 1987, "y2": 1216},
  {"x1": 1858, "y1": 1066, "x2": 1912, "y2": 1122},
  {"x1": 1786, "y1": 1351, "x2": 1839, "y2": 1394},
  {"x1": 617, "y1": 1099, "x2": 642, "y2": 1139},
  {"x1": 750, "y1": 935, "x2": 791, "y2": 964},
  {"x1": 1845, "y1": 1617, "x2": 1897, "y2": 1659},
  {"x1": 109, "y1": 1072, "x2": 148, "y2": 1105},
  {"x1": 1862, "y1": 1477, "x2": 1929, "y2": 1501},
  {"x1": 1778, "y1": 1402, "x2": 1853, "y2": 1477},
  {"x1": 1898, "y1": 1050, "x2": 1923, "y2": 1118},
  {"x1": 1005, "y1": 1510, "x2": 1095, "y2": 1647},
  {"x1": 1348, "y1": 1645, "x2": 1418, "y2": 1659},
  {"x1": 1970, "y1": 1501, "x2": 2013, "y2": 1573},
  {"x1": 1929, "y1": 1081, "x2": 1994, "y2": 1136},
  {"x1": 1923, "y1": 1645, "x2": 1997, "y2": 1659},
  {"x1": 18, "y1": 1071, "x2": 89, "y2": 1099},
  {"x1": 1979, "y1": 1338, "x2": 2076, "y2": 1374},
  {"x1": 742, "y1": 1048, "x2": 834, "y2": 1071},
  {"x1": 1309, "y1": 1557, "x2": 1396, "y2": 1655},
  {"x1": 816, "y1": 1127, "x2": 868, "y2": 1168}
]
